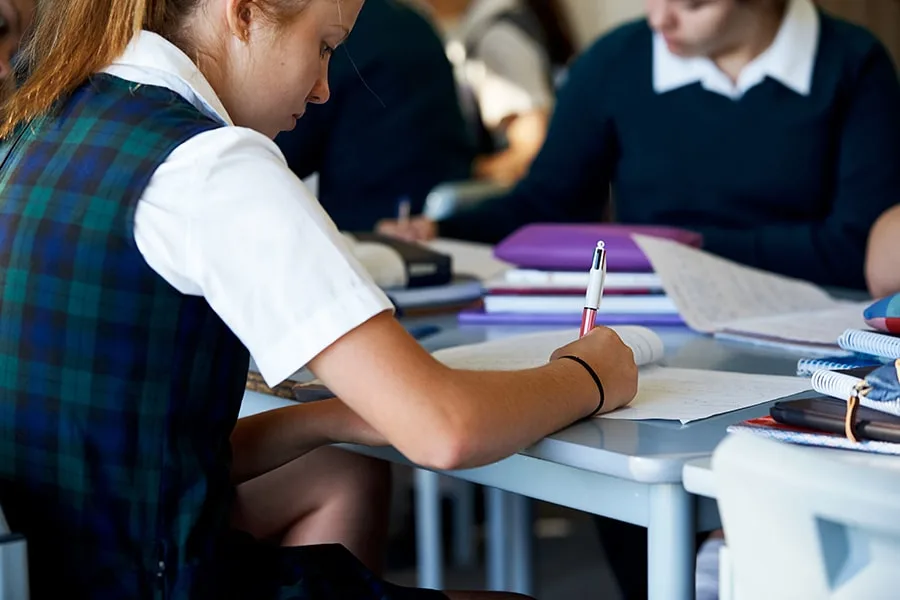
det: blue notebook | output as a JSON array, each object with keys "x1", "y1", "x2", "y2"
[{"x1": 796, "y1": 354, "x2": 885, "y2": 377}]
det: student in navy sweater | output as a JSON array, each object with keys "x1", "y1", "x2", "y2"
[
  {"x1": 379, "y1": 0, "x2": 900, "y2": 290},
  {"x1": 277, "y1": 0, "x2": 475, "y2": 232}
]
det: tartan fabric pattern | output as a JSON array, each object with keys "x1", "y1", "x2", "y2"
[{"x1": 0, "y1": 75, "x2": 250, "y2": 599}]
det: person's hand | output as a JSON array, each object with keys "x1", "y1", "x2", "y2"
[
  {"x1": 550, "y1": 327, "x2": 639, "y2": 414},
  {"x1": 375, "y1": 216, "x2": 437, "y2": 242}
]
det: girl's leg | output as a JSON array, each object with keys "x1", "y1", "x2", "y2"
[{"x1": 231, "y1": 445, "x2": 392, "y2": 574}]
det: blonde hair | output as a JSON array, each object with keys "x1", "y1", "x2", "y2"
[{"x1": 0, "y1": 0, "x2": 310, "y2": 138}]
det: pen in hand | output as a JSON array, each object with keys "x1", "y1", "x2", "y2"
[
  {"x1": 396, "y1": 197, "x2": 411, "y2": 229},
  {"x1": 580, "y1": 241, "x2": 607, "y2": 338}
]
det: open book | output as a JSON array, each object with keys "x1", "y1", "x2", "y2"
[
  {"x1": 431, "y1": 326, "x2": 664, "y2": 371},
  {"x1": 634, "y1": 235, "x2": 869, "y2": 352},
  {"x1": 432, "y1": 327, "x2": 809, "y2": 423}
]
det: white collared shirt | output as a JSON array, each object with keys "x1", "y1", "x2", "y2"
[
  {"x1": 653, "y1": 0, "x2": 820, "y2": 100},
  {"x1": 448, "y1": 0, "x2": 553, "y2": 127},
  {"x1": 103, "y1": 31, "x2": 393, "y2": 386}
]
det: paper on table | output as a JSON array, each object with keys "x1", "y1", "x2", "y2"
[
  {"x1": 431, "y1": 326, "x2": 665, "y2": 371},
  {"x1": 602, "y1": 366, "x2": 811, "y2": 424},
  {"x1": 715, "y1": 302, "x2": 870, "y2": 349},
  {"x1": 633, "y1": 235, "x2": 840, "y2": 333},
  {"x1": 426, "y1": 238, "x2": 511, "y2": 282}
]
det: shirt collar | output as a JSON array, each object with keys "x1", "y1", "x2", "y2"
[
  {"x1": 653, "y1": 0, "x2": 820, "y2": 99},
  {"x1": 103, "y1": 31, "x2": 233, "y2": 126}
]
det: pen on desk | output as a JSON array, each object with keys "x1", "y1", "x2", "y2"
[
  {"x1": 397, "y1": 197, "x2": 411, "y2": 228},
  {"x1": 579, "y1": 241, "x2": 607, "y2": 338}
]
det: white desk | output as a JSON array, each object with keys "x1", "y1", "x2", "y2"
[{"x1": 241, "y1": 315, "x2": 809, "y2": 600}]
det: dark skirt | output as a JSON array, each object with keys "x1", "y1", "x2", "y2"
[{"x1": 222, "y1": 532, "x2": 449, "y2": 600}]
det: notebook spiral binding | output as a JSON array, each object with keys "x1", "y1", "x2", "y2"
[
  {"x1": 811, "y1": 369, "x2": 861, "y2": 402},
  {"x1": 838, "y1": 329, "x2": 900, "y2": 360},
  {"x1": 811, "y1": 368, "x2": 900, "y2": 418}
]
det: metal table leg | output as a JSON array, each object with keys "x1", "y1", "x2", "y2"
[{"x1": 648, "y1": 483, "x2": 695, "y2": 600}]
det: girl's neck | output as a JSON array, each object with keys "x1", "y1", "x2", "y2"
[
  {"x1": 711, "y1": 1, "x2": 787, "y2": 83},
  {"x1": 429, "y1": 0, "x2": 472, "y2": 21}
]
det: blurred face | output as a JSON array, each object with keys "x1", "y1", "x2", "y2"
[
  {"x1": 0, "y1": 0, "x2": 34, "y2": 81},
  {"x1": 646, "y1": 0, "x2": 747, "y2": 58},
  {"x1": 214, "y1": 0, "x2": 364, "y2": 138}
]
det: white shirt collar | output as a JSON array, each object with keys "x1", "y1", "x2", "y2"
[
  {"x1": 102, "y1": 31, "x2": 234, "y2": 126},
  {"x1": 653, "y1": 0, "x2": 820, "y2": 99}
]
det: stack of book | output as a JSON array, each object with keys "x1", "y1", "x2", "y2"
[
  {"x1": 458, "y1": 223, "x2": 702, "y2": 326},
  {"x1": 730, "y1": 311, "x2": 900, "y2": 455}
]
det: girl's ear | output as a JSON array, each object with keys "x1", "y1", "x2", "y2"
[{"x1": 224, "y1": 0, "x2": 256, "y2": 42}]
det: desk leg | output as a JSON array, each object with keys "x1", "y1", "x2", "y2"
[
  {"x1": 451, "y1": 480, "x2": 476, "y2": 568},
  {"x1": 415, "y1": 469, "x2": 444, "y2": 590},
  {"x1": 486, "y1": 487, "x2": 510, "y2": 591},
  {"x1": 648, "y1": 484, "x2": 695, "y2": 600},
  {"x1": 509, "y1": 493, "x2": 534, "y2": 595}
]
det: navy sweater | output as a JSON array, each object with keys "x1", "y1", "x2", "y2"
[
  {"x1": 439, "y1": 15, "x2": 900, "y2": 289},
  {"x1": 277, "y1": 0, "x2": 475, "y2": 231}
]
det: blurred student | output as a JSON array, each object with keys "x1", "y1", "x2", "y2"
[
  {"x1": 380, "y1": 0, "x2": 900, "y2": 291},
  {"x1": 866, "y1": 204, "x2": 900, "y2": 298},
  {"x1": 277, "y1": 0, "x2": 475, "y2": 232},
  {"x1": 426, "y1": 0, "x2": 576, "y2": 185}
]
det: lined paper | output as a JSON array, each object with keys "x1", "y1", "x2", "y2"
[
  {"x1": 634, "y1": 235, "x2": 840, "y2": 334},
  {"x1": 602, "y1": 367, "x2": 810, "y2": 423}
]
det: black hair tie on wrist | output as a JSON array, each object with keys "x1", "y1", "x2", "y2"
[{"x1": 557, "y1": 355, "x2": 605, "y2": 418}]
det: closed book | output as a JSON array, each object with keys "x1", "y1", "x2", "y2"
[
  {"x1": 483, "y1": 293, "x2": 678, "y2": 315},
  {"x1": 457, "y1": 308, "x2": 685, "y2": 326},
  {"x1": 349, "y1": 232, "x2": 452, "y2": 289},
  {"x1": 492, "y1": 223, "x2": 702, "y2": 272},
  {"x1": 501, "y1": 269, "x2": 663, "y2": 291},
  {"x1": 728, "y1": 416, "x2": 900, "y2": 456}
]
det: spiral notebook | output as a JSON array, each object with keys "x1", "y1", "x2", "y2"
[
  {"x1": 796, "y1": 354, "x2": 884, "y2": 377},
  {"x1": 837, "y1": 329, "x2": 900, "y2": 360},
  {"x1": 810, "y1": 369, "x2": 900, "y2": 418}
]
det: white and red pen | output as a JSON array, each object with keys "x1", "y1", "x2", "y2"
[{"x1": 579, "y1": 241, "x2": 607, "y2": 338}]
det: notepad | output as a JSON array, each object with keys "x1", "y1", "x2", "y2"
[
  {"x1": 431, "y1": 326, "x2": 665, "y2": 371},
  {"x1": 633, "y1": 235, "x2": 867, "y2": 351}
]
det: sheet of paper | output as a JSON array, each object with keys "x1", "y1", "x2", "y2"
[
  {"x1": 634, "y1": 235, "x2": 840, "y2": 333},
  {"x1": 426, "y1": 238, "x2": 511, "y2": 282},
  {"x1": 431, "y1": 326, "x2": 665, "y2": 370},
  {"x1": 601, "y1": 366, "x2": 811, "y2": 424},
  {"x1": 716, "y1": 302, "x2": 870, "y2": 348}
]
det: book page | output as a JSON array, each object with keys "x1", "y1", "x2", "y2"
[
  {"x1": 431, "y1": 326, "x2": 665, "y2": 370},
  {"x1": 602, "y1": 367, "x2": 811, "y2": 424},
  {"x1": 717, "y1": 302, "x2": 870, "y2": 347},
  {"x1": 634, "y1": 235, "x2": 840, "y2": 333}
]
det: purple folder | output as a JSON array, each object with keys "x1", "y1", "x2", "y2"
[
  {"x1": 457, "y1": 309, "x2": 685, "y2": 327},
  {"x1": 493, "y1": 224, "x2": 703, "y2": 272}
]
